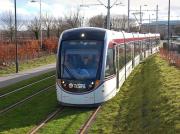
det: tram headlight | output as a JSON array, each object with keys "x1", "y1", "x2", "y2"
[
  {"x1": 88, "y1": 84, "x2": 93, "y2": 88},
  {"x1": 88, "y1": 80, "x2": 100, "y2": 89},
  {"x1": 57, "y1": 79, "x2": 66, "y2": 87},
  {"x1": 81, "y1": 33, "x2": 85, "y2": 38}
]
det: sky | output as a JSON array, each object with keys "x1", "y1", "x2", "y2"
[{"x1": 0, "y1": 0, "x2": 180, "y2": 23}]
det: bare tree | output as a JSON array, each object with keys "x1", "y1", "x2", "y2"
[
  {"x1": 27, "y1": 17, "x2": 40, "y2": 39},
  {"x1": 111, "y1": 15, "x2": 136, "y2": 31},
  {"x1": 0, "y1": 11, "x2": 24, "y2": 42},
  {"x1": 111, "y1": 15, "x2": 128, "y2": 30},
  {"x1": 51, "y1": 8, "x2": 83, "y2": 38},
  {"x1": 87, "y1": 14, "x2": 136, "y2": 31},
  {"x1": 42, "y1": 13, "x2": 53, "y2": 38},
  {"x1": 64, "y1": 8, "x2": 83, "y2": 29},
  {"x1": 52, "y1": 17, "x2": 67, "y2": 38},
  {"x1": 88, "y1": 14, "x2": 105, "y2": 28}
]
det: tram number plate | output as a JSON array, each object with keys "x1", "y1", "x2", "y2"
[{"x1": 73, "y1": 84, "x2": 86, "y2": 89}]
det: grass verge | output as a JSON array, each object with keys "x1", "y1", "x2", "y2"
[
  {"x1": 0, "y1": 76, "x2": 55, "y2": 110},
  {"x1": 89, "y1": 54, "x2": 180, "y2": 134},
  {"x1": 0, "y1": 87, "x2": 57, "y2": 134},
  {"x1": 0, "y1": 70, "x2": 55, "y2": 95},
  {"x1": 0, "y1": 55, "x2": 56, "y2": 76}
]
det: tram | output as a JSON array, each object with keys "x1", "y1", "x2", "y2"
[{"x1": 56, "y1": 27, "x2": 160, "y2": 106}]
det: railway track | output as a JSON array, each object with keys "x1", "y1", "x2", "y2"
[
  {"x1": 28, "y1": 107, "x2": 65, "y2": 134},
  {"x1": 0, "y1": 84, "x2": 55, "y2": 115},
  {"x1": 79, "y1": 106, "x2": 101, "y2": 134},
  {"x1": 0, "y1": 75, "x2": 55, "y2": 98}
]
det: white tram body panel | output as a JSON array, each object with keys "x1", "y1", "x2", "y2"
[
  {"x1": 144, "y1": 34, "x2": 150, "y2": 58},
  {"x1": 56, "y1": 77, "x2": 117, "y2": 105},
  {"x1": 133, "y1": 33, "x2": 141, "y2": 67},
  {"x1": 94, "y1": 77, "x2": 117, "y2": 103},
  {"x1": 56, "y1": 27, "x2": 160, "y2": 106},
  {"x1": 134, "y1": 55, "x2": 140, "y2": 67},
  {"x1": 117, "y1": 67, "x2": 126, "y2": 93},
  {"x1": 57, "y1": 84, "x2": 95, "y2": 105}
]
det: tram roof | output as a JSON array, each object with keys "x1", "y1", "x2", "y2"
[{"x1": 61, "y1": 27, "x2": 159, "y2": 41}]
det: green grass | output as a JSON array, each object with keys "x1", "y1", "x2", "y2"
[
  {"x1": 0, "y1": 55, "x2": 56, "y2": 76},
  {"x1": 37, "y1": 107, "x2": 94, "y2": 134},
  {"x1": 0, "y1": 67, "x2": 94, "y2": 134},
  {"x1": 0, "y1": 87, "x2": 58, "y2": 134},
  {"x1": 1, "y1": 53, "x2": 179, "y2": 134},
  {"x1": 0, "y1": 86, "x2": 94, "y2": 134},
  {"x1": 0, "y1": 76, "x2": 55, "y2": 110},
  {"x1": 0, "y1": 70, "x2": 55, "y2": 95},
  {"x1": 89, "y1": 54, "x2": 180, "y2": 134}
]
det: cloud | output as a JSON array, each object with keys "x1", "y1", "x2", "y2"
[
  {"x1": 50, "y1": 4, "x2": 66, "y2": 17},
  {"x1": 0, "y1": 0, "x2": 180, "y2": 21},
  {"x1": 0, "y1": 0, "x2": 13, "y2": 12},
  {"x1": 17, "y1": 8, "x2": 29, "y2": 16}
]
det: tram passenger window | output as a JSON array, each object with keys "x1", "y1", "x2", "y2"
[
  {"x1": 143, "y1": 41, "x2": 146, "y2": 51},
  {"x1": 105, "y1": 49, "x2": 115, "y2": 77},
  {"x1": 134, "y1": 41, "x2": 140, "y2": 57},
  {"x1": 146, "y1": 40, "x2": 150, "y2": 50},
  {"x1": 156, "y1": 39, "x2": 160, "y2": 45},
  {"x1": 118, "y1": 45, "x2": 125, "y2": 70},
  {"x1": 126, "y1": 43, "x2": 132, "y2": 63}
]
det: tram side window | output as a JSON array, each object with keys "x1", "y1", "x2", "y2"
[
  {"x1": 126, "y1": 43, "x2": 132, "y2": 64},
  {"x1": 146, "y1": 39, "x2": 150, "y2": 50},
  {"x1": 105, "y1": 48, "x2": 115, "y2": 77},
  {"x1": 153, "y1": 39, "x2": 156, "y2": 47},
  {"x1": 119, "y1": 44, "x2": 125, "y2": 70},
  {"x1": 143, "y1": 40, "x2": 146, "y2": 51},
  {"x1": 134, "y1": 41, "x2": 140, "y2": 57},
  {"x1": 156, "y1": 38, "x2": 160, "y2": 45}
]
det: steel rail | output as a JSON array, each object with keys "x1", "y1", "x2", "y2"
[
  {"x1": 28, "y1": 107, "x2": 64, "y2": 134},
  {"x1": 79, "y1": 106, "x2": 101, "y2": 134},
  {"x1": 0, "y1": 75, "x2": 55, "y2": 98},
  {"x1": 0, "y1": 85, "x2": 55, "y2": 115}
]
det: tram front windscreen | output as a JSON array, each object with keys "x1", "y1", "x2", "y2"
[{"x1": 59, "y1": 40, "x2": 103, "y2": 80}]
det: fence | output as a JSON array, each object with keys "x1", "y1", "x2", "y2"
[
  {"x1": 0, "y1": 37, "x2": 58, "y2": 67},
  {"x1": 159, "y1": 42, "x2": 180, "y2": 68}
]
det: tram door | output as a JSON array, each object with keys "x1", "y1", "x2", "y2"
[{"x1": 115, "y1": 45, "x2": 119, "y2": 89}]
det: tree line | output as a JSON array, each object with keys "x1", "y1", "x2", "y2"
[{"x1": 0, "y1": 9, "x2": 139, "y2": 42}]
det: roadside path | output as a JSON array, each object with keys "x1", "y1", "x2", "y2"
[{"x1": 0, "y1": 63, "x2": 56, "y2": 88}]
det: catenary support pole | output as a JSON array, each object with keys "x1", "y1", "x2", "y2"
[{"x1": 14, "y1": 0, "x2": 18, "y2": 73}]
